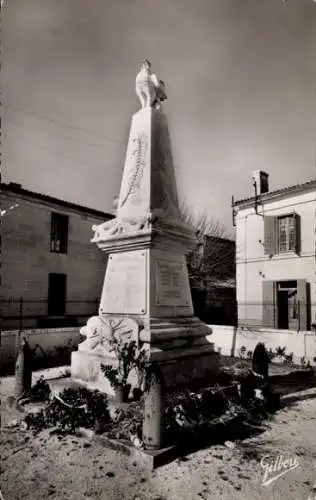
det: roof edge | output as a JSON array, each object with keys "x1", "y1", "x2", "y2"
[
  {"x1": 1, "y1": 183, "x2": 114, "y2": 220},
  {"x1": 234, "y1": 178, "x2": 316, "y2": 208}
]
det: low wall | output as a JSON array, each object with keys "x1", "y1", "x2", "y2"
[
  {"x1": 0, "y1": 327, "x2": 81, "y2": 371},
  {"x1": 2, "y1": 324, "x2": 316, "y2": 375},
  {"x1": 207, "y1": 324, "x2": 316, "y2": 364}
]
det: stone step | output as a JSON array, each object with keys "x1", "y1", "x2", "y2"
[
  {"x1": 149, "y1": 343, "x2": 215, "y2": 362},
  {"x1": 140, "y1": 317, "x2": 212, "y2": 342},
  {"x1": 147, "y1": 335, "x2": 213, "y2": 351}
]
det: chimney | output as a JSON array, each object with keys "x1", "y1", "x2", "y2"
[{"x1": 251, "y1": 170, "x2": 269, "y2": 194}]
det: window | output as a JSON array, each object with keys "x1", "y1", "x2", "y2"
[
  {"x1": 264, "y1": 213, "x2": 300, "y2": 256},
  {"x1": 278, "y1": 215, "x2": 296, "y2": 253},
  {"x1": 50, "y1": 213, "x2": 68, "y2": 253}
]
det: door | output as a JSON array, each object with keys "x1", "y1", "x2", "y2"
[
  {"x1": 277, "y1": 290, "x2": 289, "y2": 329},
  {"x1": 48, "y1": 273, "x2": 67, "y2": 316},
  {"x1": 277, "y1": 281, "x2": 299, "y2": 330}
]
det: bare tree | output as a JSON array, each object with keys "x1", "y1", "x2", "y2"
[
  {"x1": 180, "y1": 203, "x2": 235, "y2": 291},
  {"x1": 180, "y1": 203, "x2": 229, "y2": 239}
]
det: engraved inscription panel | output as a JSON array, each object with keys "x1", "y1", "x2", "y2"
[
  {"x1": 156, "y1": 259, "x2": 189, "y2": 307},
  {"x1": 101, "y1": 251, "x2": 146, "y2": 314}
]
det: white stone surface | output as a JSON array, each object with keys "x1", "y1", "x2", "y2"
[
  {"x1": 149, "y1": 248, "x2": 193, "y2": 318},
  {"x1": 71, "y1": 67, "x2": 220, "y2": 392},
  {"x1": 91, "y1": 107, "x2": 197, "y2": 252},
  {"x1": 117, "y1": 111, "x2": 151, "y2": 223},
  {"x1": 99, "y1": 250, "x2": 147, "y2": 315},
  {"x1": 155, "y1": 258, "x2": 190, "y2": 307},
  {"x1": 71, "y1": 350, "x2": 116, "y2": 396},
  {"x1": 71, "y1": 350, "x2": 139, "y2": 395},
  {"x1": 78, "y1": 315, "x2": 140, "y2": 356},
  {"x1": 135, "y1": 59, "x2": 167, "y2": 109}
]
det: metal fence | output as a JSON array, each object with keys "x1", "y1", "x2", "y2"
[
  {"x1": 237, "y1": 301, "x2": 316, "y2": 332},
  {"x1": 1, "y1": 297, "x2": 315, "y2": 332},
  {"x1": 0, "y1": 297, "x2": 99, "y2": 331}
]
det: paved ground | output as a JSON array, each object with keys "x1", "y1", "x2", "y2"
[{"x1": 1, "y1": 371, "x2": 316, "y2": 500}]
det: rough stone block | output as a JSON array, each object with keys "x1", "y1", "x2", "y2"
[
  {"x1": 161, "y1": 351, "x2": 221, "y2": 391},
  {"x1": 71, "y1": 351, "x2": 116, "y2": 396}
]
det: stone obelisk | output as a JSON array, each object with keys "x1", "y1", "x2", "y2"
[{"x1": 71, "y1": 59, "x2": 219, "y2": 393}]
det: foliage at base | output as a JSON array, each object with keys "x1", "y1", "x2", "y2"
[
  {"x1": 100, "y1": 339, "x2": 148, "y2": 392},
  {"x1": 24, "y1": 387, "x2": 110, "y2": 434},
  {"x1": 23, "y1": 367, "x2": 280, "y2": 448}
]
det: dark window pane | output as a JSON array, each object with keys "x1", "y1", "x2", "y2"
[
  {"x1": 278, "y1": 215, "x2": 296, "y2": 253},
  {"x1": 50, "y1": 213, "x2": 68, "y2": 254},
  {"x1": 288, "y1": 218, "x2": 296, "y2": 251}
]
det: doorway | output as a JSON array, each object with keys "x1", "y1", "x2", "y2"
[
  {"x1": 277, "y1": 280, "x2": 298, "y2": 330},
  {"x1": 48, "y1": 273, "x2": 67, "y2": 316}
]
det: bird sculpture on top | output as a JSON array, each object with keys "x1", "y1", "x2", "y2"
[{"x1": 135, "y1": 59, "x2": 167, "y2": 110}]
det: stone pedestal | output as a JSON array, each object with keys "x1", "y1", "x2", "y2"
[
  {"x1": 71, "y1": 350, "x2": 116, "y2": 396},
  {"x1": 71, "y1": 101, "x2": 220, "y2": 394}
]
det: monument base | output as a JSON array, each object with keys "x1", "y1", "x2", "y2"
[
  {"x1": 71, "y1": 337, "x2": 220, "y2": 396},
  {"x1": 70, "y1": 310, "x2": 221, "y2": 396},
  {"x1": 71, "y1": 351, "x2": 119, "y2": 397},
  {"x1": 159, "y1": 351, "x2": 220, "y2": 391},
  {"x1": 141, "y1": 315, "x2": 220, "y2": 389}
]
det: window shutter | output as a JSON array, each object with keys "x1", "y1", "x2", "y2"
[
  {"x1": 262, "y1": 280, "x2": 276, "y2": 327},
  {"x1": 297, "y1": 279, "x2": 307, "y2": 331},
  {"x1": 294, "y1": 213, "x2": 301, "y2": 255},
  {"x1": 264, "y1": 216, "x2": 277, "y2": 255}
]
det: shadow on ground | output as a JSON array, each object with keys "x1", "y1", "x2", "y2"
[
  {"x1": 280, "y1": 390, "x2": 316, "y2": 407},
  {"x1": 270, "y1": 370, "x2": 316, "y2": 397},
  {"x1": 164, "y1": 369, "x2": 316, "y2": 464}
]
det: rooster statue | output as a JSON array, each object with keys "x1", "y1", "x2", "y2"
[{"x1": 135, "y1": 59, "x2": 167, "y2": 110}]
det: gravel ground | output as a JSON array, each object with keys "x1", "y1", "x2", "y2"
[{"x1": 1, "y1": 374, "x2": 316, "y2": 500}]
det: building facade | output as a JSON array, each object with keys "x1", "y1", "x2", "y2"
[
  {"x1": 1, "y1": 182, "x2": 113, "y2": 329},
  {"x1": 234, "y1": 173, "x2": 316, "y2": 332}
]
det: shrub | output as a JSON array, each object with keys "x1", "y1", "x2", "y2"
[
  {"x1": 24, "y1": 387, "x2": 110, "y2": 434},
  {"x1": 239, "y1": 346, "x2": 247, "y2": 359},
  {"x1": 101, "y1": 339, "x2": 149, "y2": 391}
]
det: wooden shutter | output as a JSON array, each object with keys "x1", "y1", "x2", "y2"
[
  {"x1": 297, "y1": 279, "x2": 307, "y2": 331},
  {"x1": 264, "y1": 216, "x2": 277, "y2": 255},
  {"x1": 262, "y1": 280, "x2": 276, "y2": 327},
  {"x1": 294, "y1": 213, "x2": 301, "y2": 255}
]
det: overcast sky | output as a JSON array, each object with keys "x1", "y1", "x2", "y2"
[{"x1": 2, "y1": 0, "x2": 316, "y2": 234}]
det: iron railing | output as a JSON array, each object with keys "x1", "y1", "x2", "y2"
[
  {"x1": 0, "y1": 297, "x2": 99, "y2": 331},
  {"x1": 1, "y1": 298, "x2": 314, "y2": 332}
]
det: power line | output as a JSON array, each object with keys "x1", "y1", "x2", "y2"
[
  {"x1": 8, "y1": 136, "x2": 116, "y2": 171},
  {"x1": 4, "y1": 107, "x2": 240, "y2": 183},
  {"x1": 5, "y1": 118, "x2": 120, "y2": 154},
  {"x1": 5, "y1": 105, "x2": 122, "y2": 145},
  {"x1": 9, "y1": 135, "x2": 237, "y2": 183}
]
